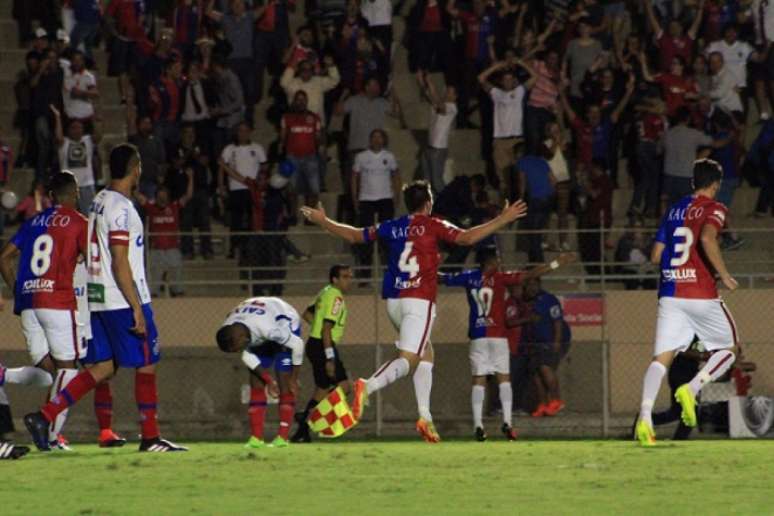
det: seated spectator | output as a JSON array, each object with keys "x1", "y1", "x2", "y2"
[
  {"x1": 52, "y1": 105, "x2": 101, "y2": 214},
  {"x1": 615, "y1": 222, "x2": 657, "y2": 290},
  {"x1": 136, "y1": 178, "x2": 194, "y2": 297},
  {"x1": 281, "y1": 90, "x2": 323, "y2": 215},
  {"x1": 516, "y1": 142, "x2": 555, "y2": 264},
  {"x1": 578, "y1": 158, "x2": 613, "y2": 277},
  {"x1": 417, "y1": 71, "x2": 457, "y2": 194}
]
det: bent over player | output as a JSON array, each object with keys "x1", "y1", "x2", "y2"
[
  {"x1": 216, "y1": 297, "x2": 305, "y2": 449},
  {"x1": 24, "y1": 144, "x2": 187, "y2": 452},
  {"x1": 636, "y1": 159, "x2": 739, "y2": 446},
  {"x1": 302, "y1": 180, "x2": 527, "y2": 442}
]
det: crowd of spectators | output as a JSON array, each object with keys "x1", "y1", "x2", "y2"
[{"x1": 3, "y1": 0, "x2": 774, "y2": 287}]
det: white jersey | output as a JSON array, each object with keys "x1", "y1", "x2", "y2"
[
  {"x1": 87, "y1": 189, "x2": 151, "y2": 311},
  {"x1": 74, "y1": 260, "x2": 92, "y2": 340},
  {"x1": 221, "y1": 297, "x2": 304, "y2": 370}
]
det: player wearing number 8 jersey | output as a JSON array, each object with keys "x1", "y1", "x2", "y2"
[
  {"x1": 302, "y1": 181, "x2": 527, "y2": 442},
  {"x1": 636, "y1": 159, "x2": 739, "y2": 447}
]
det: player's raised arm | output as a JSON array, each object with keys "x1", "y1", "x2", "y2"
[
  {"x1": 300, "y1": 203, "x2": 366, "y2": 244},
  {"x1": 110, "y1": 244, "x2": 147, "y2": 335},
  {"x1": 455, "y1": 199, "x2": 528, "y2": 247},
  {"x1": 522, "y1": 253, "x2": 577, "y2": 281},
  {"x1": 700, "y1": 224, "x2": 738, "y2": 291}
]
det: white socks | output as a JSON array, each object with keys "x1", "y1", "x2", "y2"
[
  {"x1": 688, "y1": 350, "x2": 735, "y2": 396},
  {"x1": 48, "y1": 369, "x2": 79, "y2": 441},
  {"x1": 366, "y1": 358, "x2": 410, "y2": 395},
  {"x1": 413, "y1": 361, "x2": 434, "y2": 422},
  {"x1": 499, "y1": 382, "x2": 513, "y2": 427},
  {"x1": 5, "y1": 366, "x2": 53, "y2": 387},
  {"x1": 639, "y1": 361, "x2": 666, "y2": 427},
  {"x1": 471, "y1": 385, "x2": 485, "y2": 429}
]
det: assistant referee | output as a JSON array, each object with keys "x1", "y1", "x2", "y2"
[{"x1": 291, "y1": 264, "x2": 353, "y2": 443}]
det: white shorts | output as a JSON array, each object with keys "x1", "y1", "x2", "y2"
[
  {"x1": 21, "y1": 309, "x2": 87, "y2": 364},
  {"x1": 386, "y1": 298, "x2": 436, "y2": 356},
  {"x1": 469, "y1": 338, "x2": 510, "y2": 376},
  {"x1": 654, "y1": 297, "x2": 738, "y2": 356}
]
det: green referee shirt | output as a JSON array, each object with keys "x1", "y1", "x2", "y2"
[{"x1": 309, "y1": 285, "x2": 347, "y2": 344}]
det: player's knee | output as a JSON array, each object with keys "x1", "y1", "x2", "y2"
[
  {"x1": 401, "y1": 352, "x2": 421, "y2": 370},
  {"x1": 90, "y1": 361, "x2": 116, "y2": 382},
  {"x1": 53, "y1": 359, "x2": 77, "y2": 370}
]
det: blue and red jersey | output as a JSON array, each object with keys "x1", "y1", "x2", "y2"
[
  {"x1": 442, "y1": 269, "x2": 523, "y2": 339},
  {"x1": 363, "y1": 214, "x2": 462, "y2": 301},
  {"x1": 10, "y1": 206, "x2": 87, "y2": 314},
  {"x1": 457, "y1": 9, "x2": 496, "y2": 63},
  {"x1": 149, "y1": 76, "x2": 181, "y2": 123},
  {"x1": 655, "y1": 194, "x2": 727, "y2": 299},
  {"x1": 172, "y1": 0, "x2": 203, "y2": 47}
]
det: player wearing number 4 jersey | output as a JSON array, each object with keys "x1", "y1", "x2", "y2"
[
  {"x1": 302, "y1": 180, "x2": 527, "y2": 442},
  {"x1": 636, "y1": 159, "x2": 739, "y2": 447},
  {"x1": 441, "y1": 250, "x2": 575, "y2": 441}
]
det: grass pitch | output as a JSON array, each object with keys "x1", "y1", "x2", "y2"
[{"x1": 1, "y1": 439, "x2": 770, "y2": 515}]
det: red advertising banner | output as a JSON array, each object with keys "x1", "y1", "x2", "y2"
[{"x1": 560, "y1": 294, "x2": 604, "y2": 326}]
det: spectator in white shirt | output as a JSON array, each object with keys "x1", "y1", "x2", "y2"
[
  {"x1": 62, "y1": 51, "x2": 98, "y2": 125},
  {"x1": 750, "y1": 0, "x2": 774, "y2": 120},
  {"x1": 280, "y1": 56, "x2": 340, "y2": 124},
  {"x1": 360, "y1": 0, "x2": 393, "y2": 63},
  {"x1": 352, "y1": 129, "x2": 400, "y2": 280},
  {"x1": 478, "y1": 58, "x2": 537, "y2": 199},
  {"x1": 417, "y1": 71, "x2": 457, "y2": 194},
  {"x1": 218, "y1": 122, "x2": 268, "y2": 258},
  {"x1": 705, "y1": 25, "x2": 754, "y2": 116},
  {"x1": 52, "y1": 105, "x2": 101, "y2": 213},
  {"x1": 708, "y1": 52, "x2": 743, "y2": 117}
]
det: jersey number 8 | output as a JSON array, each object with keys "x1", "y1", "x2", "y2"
[{"x1": 30, "y1": 234, "x2": 54, "y2": 276}]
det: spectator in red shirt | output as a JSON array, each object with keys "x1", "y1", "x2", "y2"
[
  {"x1": 281, "y1": 90, "x2": 322, "y2": 215},
  {"x1": 629, "y1": 98, "x2": 667, "y2": 219},
  {"x1": 505, "y1": 283, "x2": 533, "y2": 413},
  {"x1": 136, "y1": 171, "x2": 193, "y2": 297},
  {"x1": 149, "y1": 59, "x2": 184, "y2": 155},
  {"x1": 105, "y1": 0, "x2": 153, "y2": 104},
  {"x1": 640, "y1": 54, "x2": 699, "y2": 117},
  {"x1": 284, "y1": 25, "x2": 319, "y2": 71},
  {"x1": 254, "y1": 0, "x2": 293, "y2": 103},
  {"x1": 407, "y1": 0, "x2": 453, "y2": 75},
  {"x1": 644, "y1": 0, "x2": 705, "y2": 72}
]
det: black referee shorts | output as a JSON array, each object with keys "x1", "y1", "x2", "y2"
[{"x1": 306, "y1": 337, "x2": 349, "y2": 389}]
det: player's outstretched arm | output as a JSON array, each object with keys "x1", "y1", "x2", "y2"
[
  {"x1": 300, "y1": 203, "x2": 365, "y2": 244},
  {"x1": 700, "y1": 225, "x2": 738, "y2": 291},
  {"x1": 522, "y1": 252, "x2": 577, "y2": 280},
  {"x1": 455, "y1": 199, "x2": 528, "y2": 247}
]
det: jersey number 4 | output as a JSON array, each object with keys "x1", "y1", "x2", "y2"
[
  {"x1": 670, "y1": 227, "x2": 694, "y2": 267},
  {"x1": 30, "y1": 234, "x2": 54, "y2": 276},
  {"x1": 398, "y1": 242, "x2": 420, "y2": 278}
]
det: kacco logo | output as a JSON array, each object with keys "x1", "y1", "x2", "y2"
[{"x1": 32, "y1": 213, "x2": 71, "y2": 227}]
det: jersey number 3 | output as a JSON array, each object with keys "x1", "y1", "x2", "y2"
[
  {"x1": 670, "y1": 227, "x2": 694, "y2": 267},
  {"x1": 30, "y1": 234, "x2": 54, "y2": 276}
]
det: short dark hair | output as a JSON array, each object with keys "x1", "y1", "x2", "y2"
[
  {"x1": 49, "y1": 170, "x2": 78, "y2": 199},
  {"x1": 478, "y1": 248, "x2": 499, "y2": 269},
  {"x1": 693, "y1": 159, "x2": 723, "y2": 190},
  {"x1": 369, "y1": 128, "x2": 388, "y2": 146},
  {"x1": 329, "y1": 264, "x2": 351, "y2": 283},
  {"x1": 109, "y1": 143, "x2": 140, "y2": 180},
  {"x1": 216, "y1": 325, "x2": 236, "y2": 352},
  {"x1": 403, "y1": 180, "x2": 432, "y2": 213}
]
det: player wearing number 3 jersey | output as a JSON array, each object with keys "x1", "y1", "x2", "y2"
[
  {"x1": 636, "y1": 159, "x2": 739, "y2": 447},
  {"x1": 302, "y1": 180, "x2": 527, "y2": 442}
]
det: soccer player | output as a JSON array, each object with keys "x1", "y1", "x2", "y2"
[
  {"x1": 292, "y1": 264, "x2": 354, "y2": 443},
  {"x1": 216, "y1": 297, "x2": 305, "y2": 449},
  {"x1": 301, "y1": 180, "x2": 527, "y2": 442},
  {"x1": 0, "y1": 172, "x2": 88, "y2": 450},
  {"x1": 636, "y1": 159, "x2": 739, "y2": 447},
  {"x1": 24, "y1": 144, "x2": 187, "y2": 452},
  {"x1": 441, "y1": 250, "x2": 575, "y2": 441}
]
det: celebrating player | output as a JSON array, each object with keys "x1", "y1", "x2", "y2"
[
  {"x1": 636, "y1": 159, "x2": 739, "y2": 447},
  {"x1": 441, "y1": 250, "x2": 575, "y2": 441},
  {"x1": 24, "y1": 144, "x2": 187, "y2": 452},
  {"x1": 292, "y1": 264, "x2": 354, "y2": 443},
  {"x1": 301, "y1": 180, "x2": 527, "y2": 442},
  {"x1": 0, "y1": 172, "x2": 87, "y2": 450},
  {"x1": 216, "y1": 297, "x2": 304, "y2": 449}
]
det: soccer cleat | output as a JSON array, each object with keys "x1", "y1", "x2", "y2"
[
  {"x1": 416, "y1": 418, "x2": 441, "y2": 443},
  {"x1": 501, "y1": 423, "x2": 518, "y2": 441},
  {"x1": 675, "y1": 384, "x2": 698, "y2": 427},
  {"x1": 139, "y1": 437, "x2": 188, "y2": 452},
  {"x1": 270, "y1": 436, "x2": 289, "y2": 448},
  {"x1": 49, "y1": 434, "x2": 73, "y2": 451},
  {"x1": 474, "y1": 426, "x2": 487, "y2": 442},
  {"x1": 531, "y1": 404, "x2": 548, "y2": 418},
  {"x1": 352, "y1": 378, "x2": 369, "y2": 421},
  {"x1": 0, "y1": 441, "x2": 30, "y2": 460},
  {"x1": 99, "y1": 429, "x2": 128, "y2": 448},
  {"x1": 23, "y1": 412, "x2": 51, "y2": 451},
  {"x1": 544, "y1": 399, "x2": 566, "y2": 416},
  {"x1": 636, "y1": 419, "x2": 656, "y2": 447},
  {"x1": 244, "y1": 436, "x2": 266, "y2": 449}
]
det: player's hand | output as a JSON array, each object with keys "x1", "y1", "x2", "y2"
[
  {"x1": 131, "y1": 307, "x2": 147, "y2": 336},
  {"x1": 325, "y1": 359, "x2": 336, "y2": 381},
  {"x1": 267, "y1": 380, "x2": 280, "y2": 399},
  {"x1": 500, "y1": 199, "x2": 528, "y2": 223},
  {"x1": 300, "y1": 202, "x2": 327, "y2": 225},
  {"x1": 720, "y1": 274, "x2": 738, "y2": 291},
  {"x1": 557, "y1": 252, "x2": 578, "y2": 266}
]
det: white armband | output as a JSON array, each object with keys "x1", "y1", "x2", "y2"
[{"x1": 325, "y1": 347, "x2": 335, "y2": 360}]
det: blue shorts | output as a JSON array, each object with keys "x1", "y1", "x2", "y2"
[
  {"x1": 251, "y1": 342, "x2": 292, "y2": 373},
  {"x1": 82, "y1": 304, "x2": 160, "y2": 368}
]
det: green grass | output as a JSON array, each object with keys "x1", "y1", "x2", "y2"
[{"x1": 1, "y1": 439, "x2": 771, "y2": 515}]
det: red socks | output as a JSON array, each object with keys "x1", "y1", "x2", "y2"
[
  {"x1": 248, "y1": 388, "x2": 267, "y2": 439},
  {"x1": 41, "y1": 370, "x2": 97, "y2": 422},
  {"x1": 278, "y1": 393, "x2": 295, "y2": 440},
  {"x1": 94, "y1": 381, "x2": 113, "y2": 431},
  {"x1": 135, "y1": 372, "x2": 159, "y2": 440}
]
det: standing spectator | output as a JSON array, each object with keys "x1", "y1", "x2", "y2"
[
  {"x1": 643, "y1": 0, "x2": 704, "y2": 72},
  {"x1": 284, "y1": 26, "x2": 320, "y2": 70},
  {"x1": 127, "y1": 109, "x2": 167, "y2": 198},
  {"x1": 254, "y1": 0, "x2": 293, "y2": 103},
  {"x1": 640, "y1": 54, "x2": 699, "y2": 118},
  {"x1": 360, "y1": 0, "x2": 393, "y2": 62},
  {"x1": 544, "y1": 121, "x2": 571, "y2": 251},
  {"x1": 517, "y1": 142, "x2": 555, "y2": 264},
  {"x1": 281, "y1": 91, "x2": 323, "y2": 213},
  {"x1": 705, "y1": 24, "x2": 754, "y2": 112},
  {"x1": 525, "y1": 50, "x2": 560, "y2": 154},
  {"x1": 52, "y1": 105, "x2": 101, "y2": 213},
  {"x1": 691, "y1": 54, "x2": 712, "y2": 96},
  {"x1": 136, "y1": 176, "x2": 194, "y2": 297},
  {"x1": 62, "y1": 51, "x2": 98, "y2": 128},
  {"x1": 709, "y1": 112, "x2": 744, "y2": 250},
  {"x1": 707, "y1": 52, "x2": 743, "y2": 117},
  {"x1": 105, "y1": 0, "x2": 153, "y2": 106},
  {"x1": 563, "y1": 18, "x2": 603, "y2": 102},
  {"x1": 629, "y1": 99, "x2": 667, "y2": 220},
  {"x1": 148, "y1": 59, "x2": 184, "y2": 154},
  {"x1": 13, "y1": 8, "x2": 58, "y2": 47},
  {"x1": 478, "y1": 59, "x2": 536, "y2": 197},
  {"x1": 70, "y1": 0, "x2": 101, "y2": 62},
  {"x1": 750, "y1": 120, "x2": 774, "y2": 217},
  {"x1": 30, "y1": 49, "x2": 64, "y2": 180},
  {"x1": 172, "y1": 0, "x2": 205, "y2": 59},
  {"x1": 13, "y1": 53, "x2": 38, "y2": 169},
  {"x1": 417, "y1": 71, "x2": 457, "y2": 194},
  {"x1": 209, "y1": 56, "x2": 246, "y2": 158},
  {"x1": 578, "y1": 159, "x2": 613, "y2": 277},
  {"x1": 175, "y1": 125, "x2": 214, "y2": 260},
  {"x1": 219, "y1": 122, "x2": 268, "y2": 259},
  {"x1": 505, "y1": 283, "x2": 531, "y2": 412},
  {"x1": 180, "y1": 59, "x2": 212, "y2": 145},
  {"x1": 406, "y1": 0, "x2": 452, "y2": 75},
  {"x1": 352, "y1": 129, "x2": 400, "y2": 281},
  {"x1": 749, "y1": 0, "x2": 774, "y2": 120},
  {"x1": 206, "y1": 0, "x2": 258, "y2": 125},
  {"x1": 0, "y1": 135, "x2": 14, "y2": 239},
  {"x1": 280, "y1": 56, "x2": 341, "y2": 123}
]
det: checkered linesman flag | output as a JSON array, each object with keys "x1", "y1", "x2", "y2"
[{"x1": 308, "y1": 387, "x2": 358, "y2": 438}]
